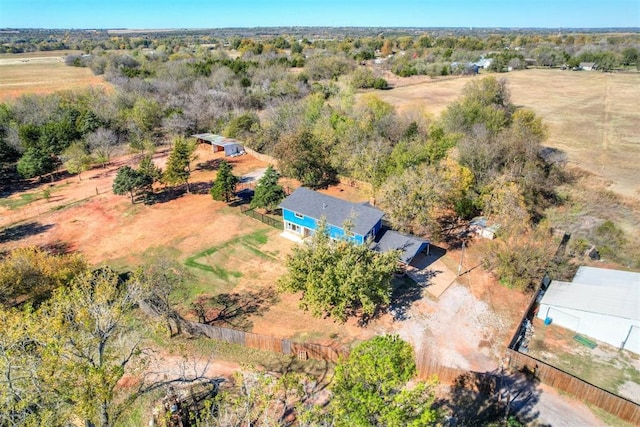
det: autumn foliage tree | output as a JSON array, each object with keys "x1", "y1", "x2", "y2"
[
  {"x1": 0, "y1": 266, "x2": 145, "y2": 427},
  {"x1": 35, "y1": 268, "x2": 144, "y2": 427},
  {"x1": 0, "y1": 246, "x2": 87, "y2": 306}
]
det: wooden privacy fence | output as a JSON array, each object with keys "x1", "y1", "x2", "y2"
[
  {"x1": 240, "y1": 206, "x2": 284, "y2": 229},
  {"x1": 192, "y1": 322, "x2": 348, "y2": 363},
  {"x1": 506, "y1": 348, "x2": 640, "y2": 424},
  {"x1": 415, "y1": 347, "x2": 480, "y2": 385}
]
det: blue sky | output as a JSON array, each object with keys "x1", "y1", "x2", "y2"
[{"x1": 1, "y1": 0, "x2": 639, "y2": 29}]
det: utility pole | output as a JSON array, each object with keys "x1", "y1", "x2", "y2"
[{"x1": 457, "y1": 242, "x2": 465, "y2": 276}]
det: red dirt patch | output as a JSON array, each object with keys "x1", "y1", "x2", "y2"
[{"x1": 0, "y1": 146, "x2": 268, "y2": 265}]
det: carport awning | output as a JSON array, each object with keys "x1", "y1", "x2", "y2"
[{"x1": 373, "y1": 229, "x2": 429, "y2": 265}]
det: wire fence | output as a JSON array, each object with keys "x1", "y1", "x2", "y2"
[
  {"x1": 1, "y1": 185, "x2": 113, "y2": 230},
  {"x1": 240, "y1": 206, "x2": 284, "y2": 229}
]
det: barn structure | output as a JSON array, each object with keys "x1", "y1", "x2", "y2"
[
  {"x1": 537, "y1": 266, "x2": 640, "y2": 354},
  {"x1": 192, "y1": 133, "x2": 244, "y2": 156}
]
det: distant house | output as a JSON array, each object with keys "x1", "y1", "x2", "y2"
[
  {"x1": 579, "y1": 62, "x2": 597, "y2": 71},
  {"x1": 475, "y1": 57, "x2": 493, "y2": 69},
  {"x1": 279, "y1": 188, "x2": 429, "y2": 264},
  {"x1": 537, "y1": 266, "x2": 640, "y2": 354},
  {"x1": 279, "y1": 187, "x2": 383, "y2": 244},
  {"x1": 192, "y1": 133, "x2": 244, "y2": 156}
]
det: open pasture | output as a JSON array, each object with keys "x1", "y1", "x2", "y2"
[
  {"x1": 0, "y1": 50, "x2": 109, "y2": 100},
  {"x1": 375, "y1": 69, "x2": 640, "y2": 198}
]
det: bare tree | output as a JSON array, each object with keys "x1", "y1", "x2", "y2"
[{"x1": 86, "y1": 127, "x2": 119, "y2": 168}]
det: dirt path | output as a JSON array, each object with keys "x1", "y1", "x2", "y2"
[{"x1": 532, "y1": 383, "x2": 610, "y2": 426}]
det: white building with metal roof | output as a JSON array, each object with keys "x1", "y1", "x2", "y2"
[
  {"x1": 192, "y1": 133, "x2": 244, "y2": 156},
  {"x1": 537, "y1": 266, "x2": 640, "y2": 354}
]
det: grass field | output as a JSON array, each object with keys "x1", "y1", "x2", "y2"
[
  {"x1": 528, "y1": 318, "x2": 640, "y2": 404},
  {"x1": 0, "y1": 50, "x2": 109, "y2": 100},
  {"x1": 375, "y1": 69, "x2": 640, "y2": 199}
]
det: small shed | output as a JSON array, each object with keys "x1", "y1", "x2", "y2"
[
  {"x1": 537, "y1": 266, "x2": 640, "y2": 354},
  {"x1": 469, "y1": 217, "x2": 499, "y2": 240},
  {"x1": 579, "y1": 62, "x2": 597, "y2": 71},
  {"x1": 192, "y1": 133, "x2": 244, "y2": 156}
]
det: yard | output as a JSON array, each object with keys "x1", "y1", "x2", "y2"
[
  {"x1": 527, "y1": 317, "x2": 640, "y2": 404},
  {"x1": 1, "y1": 145, "x2": 627, "y2": 424},
  {"x1": 0, "y1": 145, "x2": 527, "y2": 374}
]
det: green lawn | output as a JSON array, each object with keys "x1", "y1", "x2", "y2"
[
  {"x1": 0, "y1": 191, "x2": 44, "y2": 209},
  {"x1": 179, "y1": 227, "x2": 285, "y2": 312}
]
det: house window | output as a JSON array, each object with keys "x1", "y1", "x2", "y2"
[
  {"x1": 294, "y1": 212, "x2": 304, "y2": 219},
  {"x1": 286, "y1": 222, "x2": 302, "y2": 234}
]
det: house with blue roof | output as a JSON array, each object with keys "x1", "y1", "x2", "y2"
[{"x1": 279, "y1": 187, "x2": 429, "y2": 265}]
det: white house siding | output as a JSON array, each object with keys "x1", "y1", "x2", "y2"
[
  {"x1": 537, "y1": 306, "x2": 640, "y2": 353},
  {"x1": 624, "y1": 326, "x2": 640, "y2": 354}
]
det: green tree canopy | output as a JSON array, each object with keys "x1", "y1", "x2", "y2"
[
  {"x1": 112, "y1": 165, "x2": 152, "y2": 203},
  {"x1": 249, "y1": 165, "x2": 285, "y2": 212},
  {"x1": 62, "y1": 140, "x2": 94, "y2": 180},
  {"x1": 273, "y1": 130, "x2": 336, "y2": 188},
  {"x1": 224, "y1": 112, "x2": 260, "y2": 140},
  {"x1": 163, "y1": 137, "x2": 197, "y2": 193},
  {"x1": 278, "y1": 220, "x2": 398, "y2": 323},
  {"x1": 328, "y1": 335, "x2": 439, "y2": 427},
  {"x1": 209, "y1": 159, "x2": 238, "y2": 202},
  {"x1": 16, "y1": 147, "x2": 57, "y2": 179},
  {"x1": 441, "y1": 76, "x2": 513, "y2": 135}
]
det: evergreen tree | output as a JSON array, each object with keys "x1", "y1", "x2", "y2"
[
  {"x1": 112, "y1": 166, "x2": 151, "y2": 204},
  {"x1": 250, "y1": 165, "x2": 285, "y2": 212},
  {"x1": 210, "y1": 159, "x2": 238, "y2": 202},
  {"x1": 138, "y1": 154, "x2": 162, "y2": 184},
  {"x1": 16, "y1": 147, "x2": 56, "y2": 179},
  {"x1": 163, "y1": 137, "x2": 197, "y2": 193}
]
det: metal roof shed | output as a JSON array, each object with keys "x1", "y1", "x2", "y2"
[
  {"x1": 537, "y1": 266, "x2": 640, "y2": 354},
  {"x1": 192, "y1": 133, "x2": 244, "y2": 156}
]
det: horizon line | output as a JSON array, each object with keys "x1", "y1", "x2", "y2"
[{"x1": 2, "y1": 26, "x2": 640, "y2": 31}]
